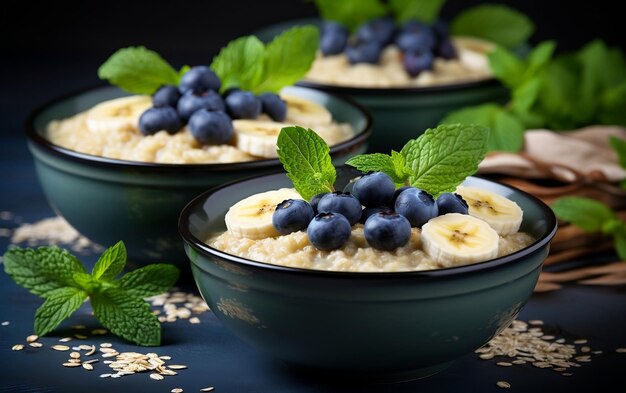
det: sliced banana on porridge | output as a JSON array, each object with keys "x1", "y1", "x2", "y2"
[
  {"x1": 420, "y1": 213, "x2": 499, "y2": 267},
  {"x1": 85, "y1": 95, "x2": 152, "y2": 133},
  {"x1": 233, "y1": 120, "x2": 292, "y2": 158},
  {"x1": 282, "y1": 93, "x2": 333, "y2": 126},
  {"x1": 224, "y1": 188, "x2": 303, "y2": 240},
  {"x1": 455, "y1": 186, "x2": 523, "y2": 236}
]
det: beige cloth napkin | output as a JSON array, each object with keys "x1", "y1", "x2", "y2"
[{"x1": 479, "y1": 126, "x2": 626, "y2": 183}]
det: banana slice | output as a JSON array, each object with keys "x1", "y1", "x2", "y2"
[
  {"x1": 232, "y1": 120, "x2": 292, "y2": 158},
  {"x1": 455, "y1": 186, "x2": 523, "y2": 236},
  {"x1": 421, "y1": 213, "x2": 499, "y2": 267},
  {"x1": 454, "y1": 37, "x2": 496, "y2": 72},
  {"x1": 225, "y1": 188, "x2": 303, "y2": 239},
  {"x1": 281, "y1": 93, "x2": 333, "y2": 126},
  {"x1": 85, "y1": 95, "x2": 152, "y2": 133}
]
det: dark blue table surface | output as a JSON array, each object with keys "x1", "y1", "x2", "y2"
[{"x1": 1, "y1": 106, "x2": 626, "y2": 393}]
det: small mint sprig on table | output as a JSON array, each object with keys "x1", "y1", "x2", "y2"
[
  {"x1": 551, "y1": 197, "x2": 626, "y2": 260},
  {"x1": 210, "y1": 25, "x2": 319, "y2": 94},
  {"x1": 347, "y1": 123, "x2": 489, "y2": 197},
  {"x1": 2, "y1": 241, "x2": 179, "y2": 346},
  {"x1": 98, "y1": 46, "x2": 189, "y2": 94}
]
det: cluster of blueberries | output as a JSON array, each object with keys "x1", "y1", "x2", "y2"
[
  {"x1": 319, "y1": 16, "x2": 457, "y2": 77},
  {"x1": 138, "y1": 66, "x2": 287, "y2": 144},
  {"x1": 272, "y1": 172, "x2": 469, "y2": 251}
]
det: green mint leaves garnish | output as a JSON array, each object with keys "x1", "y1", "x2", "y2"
[
  {"x1": 450, "y1": 4, "x2": 535, "y2": 49},
  {"x1": 276, "y1": 126, "x2": 336, "y2": 200},
  {"x1": 314, "y1": 0, "x2": 387, "y2": 31},
  {"x1": 348, "y1": 124, "x2": 488, "y2": 196},
  {"x1": 2, "y1": 241, "x2": 179, "y2": 346},
  {"x1": 610, "y1": 136, "x2": 626, "y2": 189},
  {"x1": 98, "y1": 46, "x2": 187, "y2": 94},
  {"x1": 210, "y1": 25, "x2": 319, "y2": 94},
  {"x1": 551, "y1": 197, "x2": 626, "y2": 260},
  {"x1": 277, "y1": 124, "x2": 487, "y2": 200},
  {"x1": 388, "y1": 0, "x2": 446, "y2": 24}
]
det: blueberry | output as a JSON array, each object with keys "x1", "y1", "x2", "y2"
[
  {"x1": 394, "y1": 187, "x2": 438, "y2": 227},
  {"x1": 392, "y1": 186, "x2": 412, "y2": 205},
  {"x1": 435, "y1": 38, "x2": 457, "y2": 60},
  {"x1": 225, "y1": 90, "x2": 262, "y2": 119},
  {"x1": 177, "y1": 90, "x2": 225, "y2": 121},
  {"x1": 259, "y1": 93, "x2": 287, "y2": 121},
  {"x1": 360, "y1": 205, "x2": 392, "y2": 224},
  {"x1": 152, "y1": 85, "x2": 180, "y2": 108},
  {"x1": 320, "y1": 22, "x2": 349, "y2": 55},
  {"x1": 179, "y1": 66, "x2": 221, "y2": 94},
  {"x1": 317, "y1": 191, "x2": 362, "y2": 225},
  {"x1": 342, "y1": 176, "x2": 362, "y2": 194},
  {"x1": 431, "y1": 19, "x2": 450, "y2": 40},
  {"x1": 309, "y1": 192, "x2": 328, "y2": 215},
  {"x1": 355, "y1": 17, "x2": 396, "y2": 46},
  {"x1": 272, "y1": 199, "x2": 315, "y2": 235},
  {"x1": 222, "y1": 86, "x2": 241, "y2": 98},
  {"x1": 364, "y1": 211, "x2": 412, "y2": 251},
  {"x1": 395, "y1": 22, "x2": 436, "y2": 52},
  {"x1": 138, "y1": 107, "x2": 182, "y2": 135},
  {"x1": 346, "y1": 41, "x2": 382, "y2": 64},
  {"x1": 188, "y1": 110, "x2": 233, "y2": 145},
  {"x1": 352, "y1": 172, "x2": 395, "y2": 207},
  {"x1": 436, "y1": 193, "x2": 469, "y2": 215},
  {"x1": 403, "y1": 50, "x2": 434, "y2": 77},
  {"x1": 307, "y1": 212, "x2": 351, "y2": 251}
]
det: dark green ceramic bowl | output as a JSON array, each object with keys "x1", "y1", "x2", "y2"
[
  {"x1": 179, "y1": 167, "x2": 557, "y2": 381},
  {"x1": 26, "y1": 86, "x2": 371, "y2": 267},
  {"x1": 254, "y1": 18, "x2": 508, "y2": 152}
]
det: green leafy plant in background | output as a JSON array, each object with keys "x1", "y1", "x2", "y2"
[
  {"x1": 441, "y1": 40, "x2": 626, "y2": 153},
  {"x1": 610, "y1": 136, "x2": 626, "y2": 189},
  {"x1": 313, "y1": 0, "x2": 534, "y2": 49},
  {"x1": 2, "y1": 241, "x2": 179, "y2": 346},
  {"x1": 551, "y1": 197, "x2": 626, "y2": 260}
]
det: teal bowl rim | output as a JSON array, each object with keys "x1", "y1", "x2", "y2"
[
  {"x1": 25, "y1": 84, "x2": 373, "y2": 174},
  {"x1": 179, "y1": 170, "x2": 558, "y2": 279},
  {"x1": 296, "y1": 77, "x2": 504, "y2": 97}
]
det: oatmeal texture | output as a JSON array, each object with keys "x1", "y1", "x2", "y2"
[
  {"x1": 208, "y1": 225, "x2": 534, "y2": 272},
  {"x1": 46, "y1": 96, "x2": 354, "y2": 164},
  {"x1": 305, "y1": 37, "x2": 494, "y2": 88}
]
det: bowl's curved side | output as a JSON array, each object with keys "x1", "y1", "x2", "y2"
[
  {"x1": 180, "y1": 169, "x2": 556, "y2": 375},
  {"x1": 25, "y1": 86, "x2": 371, "y2": 266}
]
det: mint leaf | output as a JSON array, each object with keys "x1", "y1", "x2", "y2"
[
  {"x1": 34, "y1": 287, "x2": 87, "y2": 337},
  {"x1": 210, "y1": 36, "x2": 265, "y2": 93},
  {"x1": 600, "y1": 81, "x2": 626, "y2": 126},
  {"x1": 440, "y1": 104, "x2": 523, "y2": 153},
  {"x1": 451, "y1": 4, "x2": 534, "y2": 49},
  {"x1": 314, "y1": 0, "x2": 387, "y2": 31},
  {"x1": 92, "y1": 241, "x2": 126, "y2": 281},
  {"x1": 117, "y1": 264, "x2": 180, "y2": 298},
  {"x1": 73, "y1": 272, "x2": 98, "y2": 293},
  {"x1": 3, "y1": 246, "x2": 86, "y2": 297},
  {"x1": 614, "y1": 227, "x2": 626, "y2": 260},
  {"x1": 401, "y1": 124, "x2": 489, "y2": 196},
  {"x1": 487, "y1": 46, "x2": 526, "y2": 88},
  {"x1": 277, "y1": 126, "x2": 336, "y2": 200},
  {"x1": 551, "y1": 197, "x2": 617, "y2": 232},
  {"x1": 389, "y1": 0, "x2": 446, "y2": 23},
  {"x1": 526, "y1": 41, "x2": 556, "y2": 76},
  {"x1": 346, "y1": 152, "x2": 410, "y2": 186},
  {"x1": 511, "y1": 77, "x2": 541, "y2": 114},
  {"x1": 609, "y1": 136, "x2": 626, "y2": 169},
  {"x1": 98, "y1": 46, "x2": 180, "y2": 94},
  {"x1": 91, "y1": 287, "x2": 161, "y2": 346},
  {"x1": 253, "y1": 26, "x2": 319, "y2": 94}
]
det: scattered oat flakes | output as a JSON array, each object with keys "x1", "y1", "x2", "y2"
[
  {"x1": 26, "y1": 335, "x2": 38, "y2": 343},
  {"x1": 70, "y1": 352, "x2": 81, "y2": 359},
  {"x1": 574, "y1": 339, "x2": 587, "y2": 344},
  {"x1": 74, "y1": 334, "x2": 88, "y2": 340},
  {"x1": 150, "y1": 373, "x2": 164, "y2": 381},
  {"x1": 29, "y1": 342, "x2": 43, "y2": 348},
  {"x1": 10, "y1": 216, "x2": 102, "y2": 253},
  {"x1": 100, "y1": 343, "x2": 113, "y2": 348},
  {"x1": 529, "y1": 320, "x2": 544, "y2": 325},
  {"x1": 100, "y1": 373, "x2": 111, "y2": 378},
  {"x1": 168, "y1": 365, "x2": 188, "y2": 370},
  {"x1": 496, "y1": 362, "x2": 512, "y2": 367},
  {"x1": 63, "y1": 362, "x2": 81, "y2": 368},
  {"x1": 52, "y1": 345, "x2": 70, "y2": 351},
  {"x1": 190, "y1": 317, "x2": 201, "y2": 324},
  {"x1": 1, "y1": 321, "x2": 9, "y2": 326},
  {"x1": 59, "y1": 337, "x2": 72, "y2": 342},
  {"x1": 91, "y1": 328, "x2": 108, "y2": 335},
  {"x1": 82, "y1": 363, "x2": 94, "y2": 371},
  {"x1": 616, "y1": 348, "x2": 626, "y2": 353},
  {"x1": 171, "y1": 389, "x2": 183, "y2": 393},
  {"x1": 200, "y1": 388, "x2": 215, "y2": 392},
  {"x1": 79, "y1": 344, "x2": 93, "y2": 351},
  {"x1": 496, "y1": 381, "x2": 511, "y2": 389},
  {"x1": 12, "y1": 344, "x2": 24, "y2": 351}
]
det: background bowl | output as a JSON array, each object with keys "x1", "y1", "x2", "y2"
[
  {"x1": 179, "y1": 167, "x2": 557, "y2": 381},
  {"x1": 26, "y1": 86, "x2": 371, "y2": 267},
  {"x1": 254, "y1": 18, "x2": 508, "y2": 152}
]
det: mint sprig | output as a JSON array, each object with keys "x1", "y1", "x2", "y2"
[
  {"x1": 347, "y1": 124, "x2": 488, "y2": 197},
  {"x1": 450, "y1": 4, "x2": 535, "y2": 49},
  {"x1": 98, "y1": 46, "x2": 187, "y2": 94},
  {"x1": 551, "y1": 197, "x2": 626, "y2": 260},
  {"x1": 2, "y1": 241, "x2": 179, "y2": 346},
  {"x1": 211, "y1": 26, "x2": 319, "y2": 94},
  {"x1": 388, "y1": 0, "x2": 446, "y2": 24},
  {"x1": 610, "y1": 136, "x2": 626, "y2": 189},
  {"x1": 314, "y1": 0, "x2": 387, "y2": 31},
  {"x1": 276, "y1": 126, "x2": 336, "y2": 200}
]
